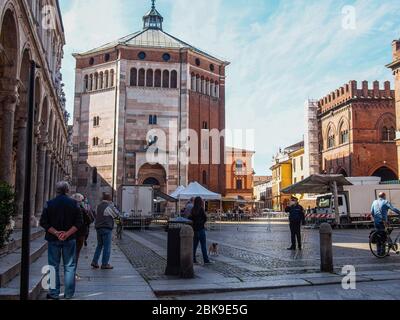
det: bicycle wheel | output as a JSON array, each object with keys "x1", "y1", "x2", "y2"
[{"x1": 369, "y1": 231, "x2": 390, "y2": 258}]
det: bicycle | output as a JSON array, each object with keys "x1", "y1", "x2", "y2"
[
  {"x1": 369, "y1": 226, "x2": 400, "y2": 258},
  {"x1": 115, "y1": 216, "x2": 123, "y2": 240}
]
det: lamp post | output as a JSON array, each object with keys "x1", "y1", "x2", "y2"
[{"x1": 20, "y1": 61, "x2": 37, "y2": 300}]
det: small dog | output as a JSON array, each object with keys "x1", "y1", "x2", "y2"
[{"x1": 208, "y1": 243, "x2": 219, "y2": 256}]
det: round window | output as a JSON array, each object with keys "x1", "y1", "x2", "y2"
[
  {"x1": 138, "y1": 52, "x2": 146, "y2": 60},
  {"x1": 195, "y1": 58, "x2": 201, "y2": 66},
  {"x1": 162, "y1": 53, "x2": 171, "y2": 62},
  {"x1": 105, "y1": 53, "x2": 110, "y2": 62},
  {"x1": 89, "y1": 57, "x2": 94, "y2": 65},
  {"x1": 210, "y1": 64, "x2": 215, "y2": 71}
]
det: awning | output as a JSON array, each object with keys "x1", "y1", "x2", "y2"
[
  {"x1": 154, "y1": 189, "x2": 178, "y2": 203},
  {"x1": 281, "y1": 174, "x2": 353, "y2": 194},
  {"x1": 178, "y1": 182, "x2": 222, "y2": 200}
]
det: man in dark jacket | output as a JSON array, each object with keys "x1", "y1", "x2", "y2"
[
  {"x1": 285, "y1": 196, "x2": 305, "y2": 251},
  {"x1": 91, "y1": 193, "x2": 120, "y2": 270},
  {"x1": 40, "y1": 181, "x2": 83, "y2": 300}
]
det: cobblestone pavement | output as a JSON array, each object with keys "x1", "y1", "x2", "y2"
[{"x1": 119, "y1": 222, "x2": 400, "y2": 282}]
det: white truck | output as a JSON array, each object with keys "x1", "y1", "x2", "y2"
[
  {"x1": 121, "y1": 185, "x2": 154, "y2": 228},
  {"x1": 308, "y1": 177, "x2": 400, "y2": 226}
]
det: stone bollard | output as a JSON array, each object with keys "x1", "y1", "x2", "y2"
[
  {"x1": 320, "y1": 223, "x2": 333, "y2": 273},
  {"x1": 179, "y1": 224, "x2": 194, "y2": 279}
]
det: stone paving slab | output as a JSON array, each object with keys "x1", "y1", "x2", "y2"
[{"x1": 38, "y1": 229, "x2": 156, "y2": 300}]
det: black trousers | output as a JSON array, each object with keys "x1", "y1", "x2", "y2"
[{"x1": 289, "y1": 220, "x2": 302, "y2": 249}]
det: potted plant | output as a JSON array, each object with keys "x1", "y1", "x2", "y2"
[{"x1": 0, "y1": 182, "x2": 16, "y2": 248}]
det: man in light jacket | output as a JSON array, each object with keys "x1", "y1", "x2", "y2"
[{"x1": 91, "y1": 193, "x2": 120, "y2": 270}]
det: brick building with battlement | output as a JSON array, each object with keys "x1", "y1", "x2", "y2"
[
  {"x1": 317, "y1": 80, "x2": 398, "y2": 181},
  {"x1": 387, "y1": 39, "x2": 400, "y2": 178}
]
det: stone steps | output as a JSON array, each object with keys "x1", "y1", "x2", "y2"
[
  {"x1": 0, "y1": 228, "x2": 45, "y2": 257},
  {"x1": 0, "y1": 236, "x2": 47, "y2": 288},
  {"x1": 0, "y1": 251, "x2": 47, "y2": 300}
]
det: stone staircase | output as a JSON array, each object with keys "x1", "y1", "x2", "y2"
[{"x1": 0, "y1": 228, "x2": 48, "y2": 300}]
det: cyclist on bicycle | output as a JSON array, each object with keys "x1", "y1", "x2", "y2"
[{"x1": 371, "y1": 192, "x2": 400, "y2": 255}]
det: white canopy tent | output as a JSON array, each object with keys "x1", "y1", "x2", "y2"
[
  {"x1": 174, "y1": 182, "x2": 222, "y2": 218},
  {"x1": 178, "y1": 182, "x2": 222, "y2": 200},
  {"x1": 170, "y1": 185, "x2": 186, "y2": 199}
]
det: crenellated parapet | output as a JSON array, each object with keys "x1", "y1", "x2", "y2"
[{"x1": 318, "y1": 80, "x2": 394, "y2": 114}]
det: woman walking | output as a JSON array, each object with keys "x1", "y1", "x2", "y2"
[
  {"x1": 71, "y1": 193, "x2": 94, "y2": 278},
  {"x1": 188, "y1": 197, "x2": 213, "y2": 265}
]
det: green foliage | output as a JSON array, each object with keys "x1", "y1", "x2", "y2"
[{"x1": 0, "y1": 182, "x2": 16, "y2": 248}]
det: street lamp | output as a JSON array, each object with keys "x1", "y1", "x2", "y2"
[{"x1": 20, "y1": 60, "x2": 39, "y2": 300}]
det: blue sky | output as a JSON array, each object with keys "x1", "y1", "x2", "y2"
[{"x1": 59, "y1": 0, "x2": 400, "y2": 175}]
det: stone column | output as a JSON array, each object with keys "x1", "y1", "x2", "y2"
[
  {"x1": 51, "y1": 158, "x2": 57, "y2": 197},
  {"x1": 35, "y1": 140, "x2": 47, "y2": 218},
  {"x1": 43, "y1": 147, "x2": 52, "y2": 204},
  {"x1": 30, "y1": 125, "x2": 41, "y2": 227},
  {"x1": 0, "y1": 88, "x2": 18, "y2": 185},
  {"x1": 15, "y1": 117, "x2": 28, "y2": 228}
]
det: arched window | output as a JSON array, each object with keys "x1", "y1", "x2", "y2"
[
  {"x1": 155, "y1": 70, "x2": 162, "y2": 87},
  {"x1": 84, "y1": 75, "x2": 89, "y2": 91},
  {"x1": 89, "y1": 74, "x2": 93, "y2": 91},
  {"x1": 390, "y1": 127, "x2": 396, "y2": 141},
  {"x1": 381, "y1": 126, "x2": 396, "y2": 141},
  {"x1": 138, "y1": 69, "x2": 145, "y2": 87},
  {"x1": 196, "y1": 75, "x2": 201, "y2": 93},
  {"x1": 210, "y1": 81, "x2": 215, "y2": 97},
  {"x1": 149, "y1": 115, "x2": 158, "y2": 125},
  {"x1": 99, "y1": 72, "x2": 104, "y2": 89},
  {"x1": 201, "y1": 77, "x2": 205, "y2": 94},
  {"x1": 206, "y1": 79, "x2": 210, "y2": 95},
  {"x1": 191, "y1": 73, "x2": 196, "y2": 91},
  {"x1": 92, "y1": 167, "x2": 98, "y2": 185},
  {"x1": 110, "y1": 69, "x2": 115, "y2": 87},
  {"x1": 382, "y1": 127, "x2": 388, "y2": 141},
  {"x1": 327, "y1": 127, "x2": 335, "y2": 149},
  {"x1": 130, "y1": 68, "x2": 137, "y2": 86},
  {"x1": 146, "y1": 69, "x2": 154, "y2": 87},
  {"x1": 214, "y1": 81, "x2": 219, "y2": 98},
  {"x1": 94, "y1": 73, "x2": 98, "y2": 90},
  {"x1": 236, "y1": 160, "x2": 244, "y2": 175},
  {"x1": 162, "y1": 70, "x2": 170, "y2": 88},
  {"x1": 202, "y1": 171, "x2": 207, "y2": 185},
  {"x1": 93, "y1": 137, "x2": 99, "y2": 146},
  {"x1": 105, "y1": 70, "x2": 109, "y2": 88},
  {"x1": 339, "y1": 122, "x2": 349, "y2": 145},
  {"x1": 171, "y1": 70, "x2": 178, "y2": 88},
  {"x1": 93, "y1": 116, "x2": 100, "y2": 127}
]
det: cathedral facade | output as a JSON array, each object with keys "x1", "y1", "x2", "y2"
[{"x1": 72, "y1": 2, "x2": 228, "y2": 207}]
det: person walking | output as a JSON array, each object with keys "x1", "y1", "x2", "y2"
[
  {"x1": 188, "y1": 197, "x2": 212, "y2": 265},
  {"x1": 91, "y1": 194, "x2": 120, "y2": 270},
  {"x1": 371, "y1": 192, "x2": 400, "y2": 256},
  {"x1": 40, "y1": 181, "x2": 83, "y2": 300},
  {"x1": 285, "y1": 196, "x2": 305, "y2": 251},
  {"x1": 71, "y1": 193, "x2": 94, "y2": 278}
]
